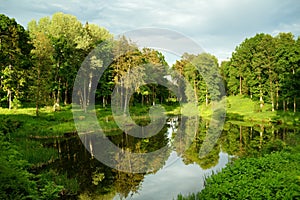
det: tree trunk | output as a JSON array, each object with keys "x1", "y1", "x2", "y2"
[
  {"x1": 152, "y1": 85, "x2": 155, "y2": 106},
  {"x1": 64, "y1": 81, "x2": 68, "y2": 105},
  {"x1": 194, "y1": 79, "x2": 198, "y2": 103},
  {"x1": 120, "y1": 83, "x2": 123, "y2": 110},
  {"x1": 8, "y1": 89, "x2": 12, "y2": 110},
  {"x1": 205, "y1": 87, "x2": 208, "y2": 107},
  {"x1": 276, "y1": 81, "x2": 279, "y2": 110},
  {"x1": 283, "y1": 100, "x2": 286, "y2": 112},
  {"x1": 102, "y1": 96, "x2": 106, "y2": 108},
  {"x1": 52, "y1": 91, "x2": 56, "y2": 105},
  {"x1": 83, "y1": 79, "x2": 87, "y2": 113},
  {"x1": 294, "y1": 97, "x2": 296, "y2": 113},
  {"x1": 87, "y1": 72, "x2": 93, "y2": 106},
  {"x1": 123, "y1": 88, "x2": 128, "y2": 114},
  {"x1": 239, "y1": 75, "x2": 242, "y2": 95},
  {"x1": 259, "y1": 130, "x2": 263, "y2": 149},
  {"x1": 56, "y1": 77, "x2": 61, "y2": 104},
  {"x1": 36, "y1": 65, "x2": 41, "y2": 116},
  {"x1": 293, "y1": 68, "x2": 296, "y2": 113},
  {"x1": 7, "y1": 64, "x2": 12, "y2": 110},
  {"x1": 259, "y1": 75, "x2": 263, "y2": 110},
  {"x1": 269, "y1": 71, "x2": 274, "y2": 112}
]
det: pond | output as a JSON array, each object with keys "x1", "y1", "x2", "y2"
[{"x1": 40, "y1": 116, "x2": 299, "y2": 199}]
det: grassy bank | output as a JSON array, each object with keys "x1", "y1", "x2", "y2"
[
  {"x1": 0, "y1": 104, "x2": 180, "y2": 199},
  {"x1": 200, "y1": 95, "x2": 300, "y2": 126},
  {"x1": 177, "y1": 147, "x2": 300, "y2": 200},
  {"x1": 0, "y1": 104, "x2": 180, "y2": 164}
]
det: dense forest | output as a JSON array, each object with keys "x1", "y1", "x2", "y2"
[{"x1": 1, "y1": 12, "x2": 299, "y2": 114}]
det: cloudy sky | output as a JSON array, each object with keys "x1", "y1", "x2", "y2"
[{"x1": 1, "y1": 0, "x2": 300, "y2": 63}]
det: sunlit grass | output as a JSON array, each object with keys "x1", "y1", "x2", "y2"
[{"x1": 199, "y1": 95, "x2": 299, "y2": 125}]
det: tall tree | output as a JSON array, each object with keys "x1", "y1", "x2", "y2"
[
  {"x1": 275, "y1": 33, "x2": 299, "y2": 112},
  {"x1": 0, "y1": 14, "x2": 32, "y2": 109},
  {"x1": 28, "y1": 12, "x2": 112, "y2": 112},
  {"x1": 29, "y1": 31, "x2": 54, "y2": 116}
]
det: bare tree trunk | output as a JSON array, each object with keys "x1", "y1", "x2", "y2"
[
  {"x1": 36, "y1": 65, "x2": 41, "y2": 116},
  {"x1": 102, "y1": 96, "x2": 106, "y2": 108},
  {"x1": 259, "y1": 75, "x2": 263, "y2": 111},
  {"x1": 64, "y1": 82, "x2": 68, "y2": 105},
  {"x1": 87, "y1": 72, "x2": 93, "y2": 106},
  {"x1": 239, "y1": 75, "x2": 242, "y2": 95},
  {"x1": 283, "y1": 100, "x2": 286, "y2": 112},
  {"x1": 56, "y1": 77, "x2": 61, "y2": 104},
  {"x1": 8, "y1": 89, "x2": 12, "y2": 110},
  {"x1": 152, "y1": 85, "x2": 155, "y2": 106},
  {"x1": 120, "y1": 83, "x2": 123, "y2": 110},
  {"x1": 83, "y1": 79, "x2": 87, "y2": 113},
  {"x1": 123, "y1": 89, "x2": 128, "y2": 114}
]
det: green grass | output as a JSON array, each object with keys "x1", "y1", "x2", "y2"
[
  {"x1": 17, "y1": 139, "x2": 58, "y2": 166},
  {"x1": 177, "y1": 149, "x2": 300, "y2": 200},
  {"x1": 199, "y1": 95, "x2": 300, "y2": 125}
]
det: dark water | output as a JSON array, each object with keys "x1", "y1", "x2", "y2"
[{"x1": 41, "y1": 116, "x2": 299, "y2": 200}]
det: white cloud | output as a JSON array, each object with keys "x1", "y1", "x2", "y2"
[{"x1": 1, "y1": 0, "x2": 300, "y2": 62}]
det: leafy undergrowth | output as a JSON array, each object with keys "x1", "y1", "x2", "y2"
[
  {"x1": 178, "y1": 149, "x2": 300, "y2": 200},
  {"x1": 0, "y1": 133, "x2": 64, "y2": 200}
]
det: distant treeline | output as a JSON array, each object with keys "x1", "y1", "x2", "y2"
[{"x1": 0, "y1": 12, "x2": 299, "y2": 114}]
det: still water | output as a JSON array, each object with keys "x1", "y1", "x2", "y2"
[
  {"x1": 113, "y1": 121, "x2": 230, "y2": 199},
  {"x1": 41, "y1": 116, "x2": 298, "y2": 199}
]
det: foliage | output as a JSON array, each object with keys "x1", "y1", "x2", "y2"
[
  {"x1": 178, "y1": 150, "x2": 300, "y2": 200},
  {"x1": 0, "y1": 133, "x2": 63, "y2": 199},
  {"x1": 222, "y1": 33, "x2": 300, "y2": 112}
]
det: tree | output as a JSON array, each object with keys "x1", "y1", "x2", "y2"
[
  {"x1": 0, "y1": 14, "x2": 32, "y2": 109},
  {"x1": 173, "y1": 52, "x2": 221, "y2": 106},
  {"x1": 29, "y1": 30, "x2": 54, "y2": 116},
  {"x1": 251, "y1": 34, "x2": 276, "y2": 111},
  {"x1": 28, "y1": 12, "x2": 112, "y2": 112},
  {"x1": 275, "y1": 33, "x2": 298, "y2": 112}
]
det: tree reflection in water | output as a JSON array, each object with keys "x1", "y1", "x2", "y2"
[{"x1": 40, "y1": 116, "x2": 299, "y2": 199}]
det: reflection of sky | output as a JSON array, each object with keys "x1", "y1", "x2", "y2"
[
  {"x1": 122, "y1": 152, "x2": 230, "y2": 200},
  {"x1": 113, "y1": 119, "x2": 230, "y2": 200}
]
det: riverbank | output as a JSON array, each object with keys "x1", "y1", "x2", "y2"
[
  {"x1": 177, "y1": 146, "x2": 300, "y2": 200},
  {"x1": 200, "y1": 95, "x2": 300, "y2": 126},
  {"x1": 1, "y1": 103, "x2": 299, "y2": 199}
]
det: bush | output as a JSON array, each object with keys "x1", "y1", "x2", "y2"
[
  {"x1": 0, "y1": 133, "x2": 63, "y2": 199},
  {"x1": 0, "y1": 133, "x2": 37, "y2": 199},
  {"x1": 178, "y1": 150, "x2": 300, "y2": 199}
]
